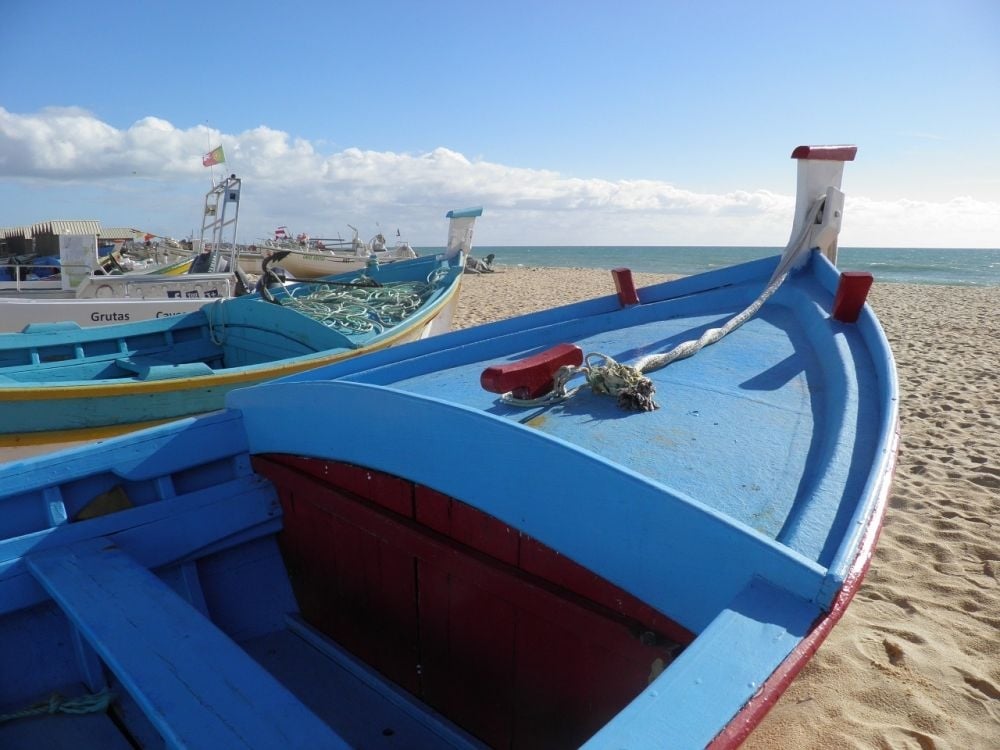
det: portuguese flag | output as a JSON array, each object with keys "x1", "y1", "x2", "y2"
[{"x1": 202, "y1": 145, "x2": 225, "y2": 167}]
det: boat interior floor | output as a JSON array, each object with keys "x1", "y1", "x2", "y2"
[
  {"x1": 241, "y1": 621, "x2": 487, "y2": 749},
  {"x1": 0, "y1": 618, "x2": 483, "y2": 749}
]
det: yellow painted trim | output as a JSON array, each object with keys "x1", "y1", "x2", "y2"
[
  {"x1": 153, "y1": 259, "x2": 195, "y2": 276},
  {"x1": 0, "y1": 418, "x2": 174, "y2": 448}
]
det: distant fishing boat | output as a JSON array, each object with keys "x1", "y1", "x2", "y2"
[
  {"x1": 0, "y1": 207, "x2": 481, "y2": 442},
  {"x1": 0, "y1": 148, "x2": 897, "y2": 748},
  {"x1": 236, "y1": 227, "x2": 419, "y2": 279},
  {"x1": 0, "y1": 177, "x2": 249, "y2": 332}
]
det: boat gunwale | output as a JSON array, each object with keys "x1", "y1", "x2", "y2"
[
  {"x1": 706, "y1": 421, "x2": 899, "y2": 748},
  {"x1": 272, "y1": 255, "x2": 784, "y2": 390},
  {"x1": 807, "y1": 252, "x2": 900, "y2": 598},
  {"x1": 0, "y1": 264, "x2": 464, "y2": 401}
]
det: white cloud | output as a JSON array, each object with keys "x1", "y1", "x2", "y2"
[
  {"x1": 843, "y1": 195, "x2": 1000, "y2": 247},
  {"x1": 1, "y1": 107, "x2": 998, "y2": 248}
]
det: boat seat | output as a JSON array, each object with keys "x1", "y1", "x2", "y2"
[
  {"x1": 115, "y1": 356, "x2": 214, "y2": 380},
  {"x1": 26, "y1": 538, "x2": 349, "y2": 750},
  {"x1": 0, "y1": 472, "x2": 282, "y2": 619}
]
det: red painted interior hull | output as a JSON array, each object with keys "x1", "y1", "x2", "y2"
[{"x1": 254, "y1": 454, "x2": 692, "y2": 749}]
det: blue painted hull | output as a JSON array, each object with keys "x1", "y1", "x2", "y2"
[
  {"x1": 0, "y1": 151, "x2": 899, "y2": 746},
  {"x1": 0, "y1": 248, "x2": 898, "y2": 749},
  {"x1": 230, "y1": 249, "x2": 900, "y2": 746},
  {"x1": 0, "y1": 251, "x2": 466, "y2": 441}
]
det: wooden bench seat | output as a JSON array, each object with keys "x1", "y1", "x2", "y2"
[
  {"x1": 114, "y1": 356, "x2": 214, "y2": 380},
  {"x1": 27, "y1": 539, "x2": 349, "y2": 750}
]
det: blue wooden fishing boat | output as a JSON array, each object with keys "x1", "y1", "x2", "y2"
[
  {"x1": 0, "y1": 147, "x2": 898, "y2": 748},
  {"x1": 0, "y1": 208, "x2": 482, "y2": 443}
]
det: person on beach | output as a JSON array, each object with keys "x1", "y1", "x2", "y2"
[{"x1": 466, "y1": 253, "x2": 496, "y2": 273}]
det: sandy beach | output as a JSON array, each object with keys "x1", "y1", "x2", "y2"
[
  {"x1": 0, "y1": 266, "x2": 996, "y2": 747},
  {"x1": 456, "y1": 268, "x2": 1000, "y2": 749}
]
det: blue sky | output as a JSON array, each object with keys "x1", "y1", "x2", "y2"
[{"x1": 1, "y1": 0, "x2": 998, "y2": 247}]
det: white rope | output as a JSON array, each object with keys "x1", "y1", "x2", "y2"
[
  {"x1": 630, "y1": 269, "x2": 787, "y2": 375},
  {"x1": 633, "y1": 195, "x2": 824, "y2": 376},
  {"x1": 500, "y1": 197, "x2": 827, "y2": 411}
]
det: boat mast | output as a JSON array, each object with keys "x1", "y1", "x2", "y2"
[{"x1": 201, "y1": 175, "x2": 241, "y2": 272}]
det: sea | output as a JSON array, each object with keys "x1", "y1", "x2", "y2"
[{"x1": 421, "y1": 246, "x2": 1000, "y2": 287}]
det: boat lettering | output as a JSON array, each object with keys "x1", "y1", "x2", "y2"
[
  {"x1": 91, "y1": 311, "x2": 131, "y2": 322},
  {"x1": 155, "y1": 311, "x2": 186, "y2": 318}
]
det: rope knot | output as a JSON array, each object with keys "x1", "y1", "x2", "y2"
[{"x1": 584, "y1": 354, "x2": 659, "y2": 411}]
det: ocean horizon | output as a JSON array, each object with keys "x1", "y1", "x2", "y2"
[{"x1": 417, "y1": 246, "x2": 1000, "y2": 287}]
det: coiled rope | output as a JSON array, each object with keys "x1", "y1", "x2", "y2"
[{"x1": 501, "y1": 197, "x2": 827, "y2": 412}]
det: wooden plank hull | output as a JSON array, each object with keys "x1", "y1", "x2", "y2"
[
  {"x1": 237, "y1": 246, "x2": 418, "y2": 279},
  {"x1": 0, "y1": 246, "x2": 898, "y2": 748},
  {"x1": 0, "y1": 250, "x2": 467, "y2": 440},
  {"x1": 237, "y1": 250, "x2": 370, "y2": 278},
  {"x1": 227, "y1": 249, "x2": 898, "y2": 746},
  {"x1": 0, "y1": 302, "x2": 455, "y2": 440},
  {"x1": 0, "y1": 154, "x2": 900, "y2": 746}
]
